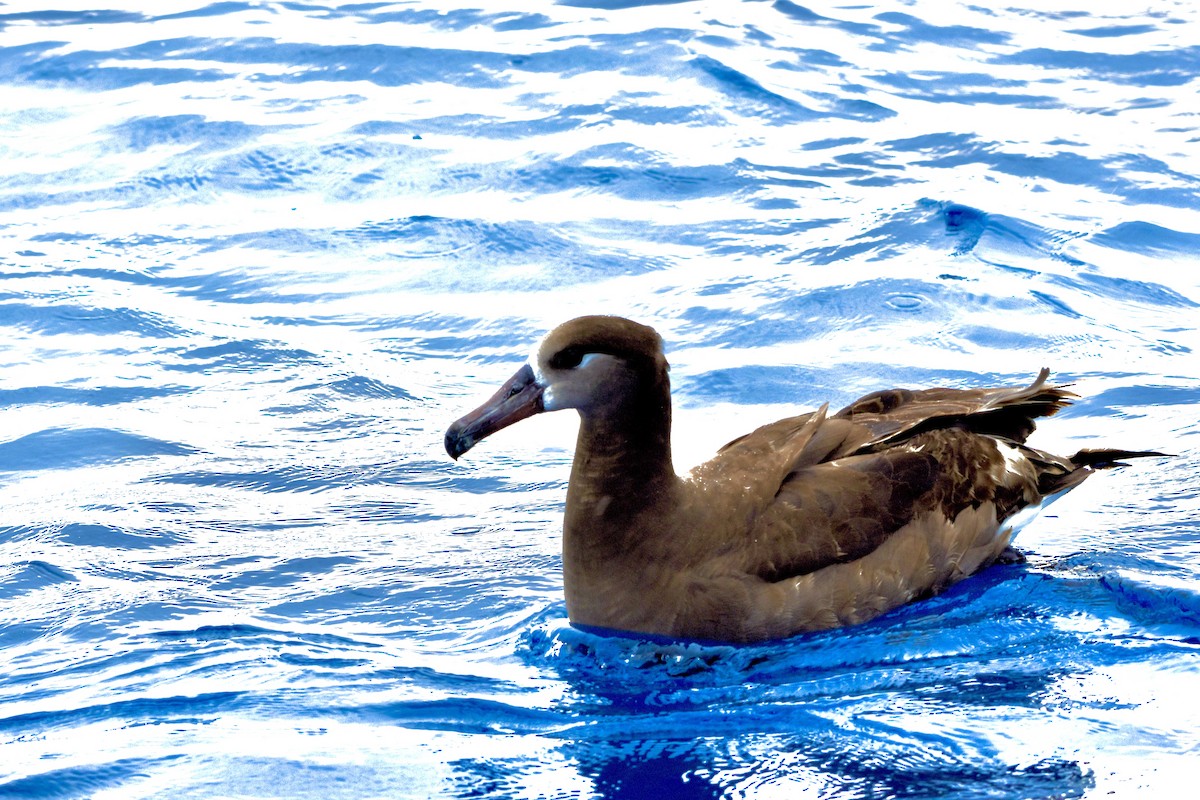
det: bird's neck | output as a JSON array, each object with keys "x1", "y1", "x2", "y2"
[
  {"x1": 559, "y1": 369, "x2": 685, "y2": 632},
  {"x1": 563, "y1": 372, "x2": 676, "y2": 545}
]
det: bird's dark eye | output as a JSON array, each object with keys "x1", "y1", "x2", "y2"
[{"x1": 550, "y1": 346, "x2": 588, "y2": 370}]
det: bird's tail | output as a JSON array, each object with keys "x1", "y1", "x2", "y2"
[
  {"x1": 1036, "y1": 448, "x2": 1168, "y2": 496},
  {"x1": 1068, "y1": 448, "x2": 1169, "y2": 469}
]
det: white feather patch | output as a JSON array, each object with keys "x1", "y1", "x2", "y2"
[
  {"x1": 1002, "y1": 498, "x2": 1045, "y2": 540},
  {"x1": 993, "y1": 439, "x2": 1027, "y2": 478},
  {"x1": 529, "y1": 340, "x2": 548, "y2": 385},
  {"x1": 542, "y1": 381, "x2": 559, "y2": 411}
]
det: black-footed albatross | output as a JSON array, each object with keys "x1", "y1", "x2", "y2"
[{"x1": 444, "y1": 315, "x2": 1163, "y2": 643}]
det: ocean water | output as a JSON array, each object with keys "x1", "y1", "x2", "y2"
[{"x1": 2, "y1": 0, "x2": 1199, "y2": 797}]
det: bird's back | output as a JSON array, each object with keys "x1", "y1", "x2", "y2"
[{"x1": 667, "y1": 371, "x2": 1114, "y2": 638}]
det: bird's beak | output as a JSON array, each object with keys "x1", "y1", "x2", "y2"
[{"x1": 445, "y1": 364, "x2": 545, "y2": 460}]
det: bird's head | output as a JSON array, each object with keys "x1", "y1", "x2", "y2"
[{"x1": 444, "y1": 315, "x2": 666, "y2": 460}]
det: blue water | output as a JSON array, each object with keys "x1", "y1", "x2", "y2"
[{"x1": 2, "y1": 1, "x2": 1199, "y2": 797}]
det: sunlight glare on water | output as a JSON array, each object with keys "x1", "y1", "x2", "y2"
[{"x1": 1, "y1": 0, "x2": 1199, "y2": 798}]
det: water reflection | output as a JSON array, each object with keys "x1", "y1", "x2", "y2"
[{"x1": 507, "y1": 565, "x2": 1132, "y2": 797}]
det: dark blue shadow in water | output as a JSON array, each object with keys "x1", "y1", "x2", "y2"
[
  {"x1": 55, "y1": 522, "x2": 182, "y2": 550},
  {"x1": 0, "y1": 302, "x2": 189, "y2": 338},
  {"x1": 771, "y1": 1, "x2": 881, "y2": 38},
  {"x1": 1067, "y1": 24, "x2": 1158, "y2": 39},
  {"x1": 1090, "y1": 220, "x2": 1200, "y2": 256},
  {"x1": 151, "y1": 2, "x2": 261, "y2": 23},
  {"x1": 558, "y1": 0, "x2": 697, "y2": 8},
  {"x1": 883, "y1": 135, "x2": 1200, "y2": 209},
  {"x1": 992, "y1": 45, "x2": 1200, "y2": 87},
  {"x1": 0, "y1": 756, "x2": 185, "y2": 799},
  {"x1": 0, "y1": 428, "x2": 196, "y2": 472},
  {"x1": 106, "y1": 113, "x2": 267, "y2": 153},
  {"x1": 0, "y1": 560, "x2": 77, "y2": 601},
  {"x1": 162, "y1": 339, "x2": 321, "y2": 373},
  {"x1": 872, "y1": 11, "x2": 1011, "y2": 48},
  {"x1": 0, "y1": 8, "x2": 143, "y2": 26},
  {"x1": 0, "y1": 384, "x2": 190, "y2": 408}
]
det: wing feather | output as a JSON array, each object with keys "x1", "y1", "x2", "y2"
[{"x1": 695, "y1": 371, "x2": 1079, "y2": 588}]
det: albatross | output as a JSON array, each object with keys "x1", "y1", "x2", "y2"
[{"x1": 444, "y1": 315, "x2": 1161, "y2": 643}]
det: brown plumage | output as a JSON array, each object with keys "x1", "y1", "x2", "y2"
[{"x1": 444, "y1": 315, "x2": 1163, "y2": 643}]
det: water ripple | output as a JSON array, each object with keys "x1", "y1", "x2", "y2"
[{"x1": 1, "y1": 1, "x2": 1198, "y2": 797}]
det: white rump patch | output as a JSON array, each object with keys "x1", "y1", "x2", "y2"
[
  {"x1": 1003, "y1": 484, "x2": 1077, "y2": 541},
  {"x1": 993, "y1": 439, "x2": 1027, "y2": 478},
  {"x1": 1002, "y1": 498, "x2": 1045, "y2": 540}
]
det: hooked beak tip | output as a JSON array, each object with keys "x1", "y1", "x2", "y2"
[
  {"x1": 444, "y1": 426, "x2": 472, "y2": 461},
  {"x1": 445, "y1": 363, "x2": 543, "y2": 463}
]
